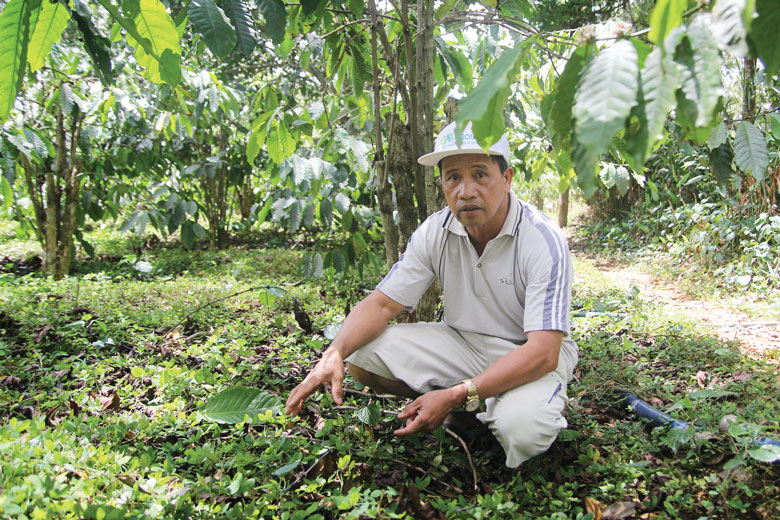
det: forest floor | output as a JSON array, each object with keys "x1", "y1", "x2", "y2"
[{"x1": 1, "y1": 223, "x2": 779, "y2": 519}]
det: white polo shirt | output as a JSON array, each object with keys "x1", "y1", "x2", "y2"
[{"x1": 376, "y1": 192, "x2": 577, "y2": 357}]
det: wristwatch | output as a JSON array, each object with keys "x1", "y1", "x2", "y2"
[{"x1": 460, "y1": 379, "x2": 480, "y2": 412}]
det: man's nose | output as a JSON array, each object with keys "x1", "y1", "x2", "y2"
[{"x1": 459, "y1": 177, "x2": 477, "y2": 198}]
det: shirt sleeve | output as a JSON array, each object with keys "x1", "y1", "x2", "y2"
[
  {"x1": 375, "y1": 223, "x2": 437, "y2": 311},
  {"x1": 521, "y1": 226, "x2": 573, "y2": 334}
]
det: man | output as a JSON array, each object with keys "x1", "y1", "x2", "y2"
[{"x1": 286, "y1": 122, "x2": 578, "y2": 467}]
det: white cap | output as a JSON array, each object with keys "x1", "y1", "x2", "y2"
[{"x1": 417, "y1": 121, "x2": 511, "y2": 166}]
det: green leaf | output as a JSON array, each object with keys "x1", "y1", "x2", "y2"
[
  {"x1": 350, "y1": 232, "x2": 367, "y2": 258},
  {"x1": 622, "y1": 98, "x2": 650, "y2": 171},
  {"x1": 356, "y1": 403, "x2": 380, "y2": 426},
  {"x1": 202, "y1": 386, "x2": 283, "y2": 424},
  {"x1": 292, "y1": 156, "x2": 312, "y2": 187},
  {"x1": 257, "y1": 289, "x2": 276, "y2": 306},
  {"x1": 301, "y1": 0, "x2": 326, "y2": 16},
  {"x1": 648, "y1": 0, "x2": 686, "y2": 46},
  {"x1": 573, "y1": 39, "x2": 638, "y2": 159},
  {"x1": 706, "y1": 122, "x2": 728, "y2": 150},
  {"x1": 723, "y1": 455, "x2": 745, "y2": 470},
  {"x1": 712, "y1": 0, "x2": 749, "y2": 56},
  {"x1": 71, "y1": 3, "x2": 114, "y2": 85},
  {"x1": 746, "y1": 444, "x2": 780, "y2": 463},
  {"x1": 22, "y1": 127, "x2": 47, "y2": 158},
  {"x1": 27, "y1": 0, "x2": 69, "y2": 71},
  {"x1": 223, "y1": 0, "x2": 256, "y2": 56},
  {"x1": 287, "y1": 200, "x2": 302, "y2": 231},
  {"x1": 168, "y1": 201, "x2": 186, "y2": 233},
  {"x1": 272, "y1": 458, "x2": 301, "y2": 477},
  {"x1": 0, "y1": 0, "x2": 35, "y2": 123},
  {"x1": 1, "y1": 175, "x2": 13, "y2": 209},
  {"x1": 678, "y1": 14, "x2": 724, "y2": 128},
  {"x1": 303, "y1": 202, "x2": 315, "y2": 228},
  {"x1": 550, "y1": 45, "x2": 589, "y2": 150},
  {"x1": 266, "y1": 125, "x2": 283, "y2": 164},
  {"x1": 258, "y1": 0, "x2": 286, "y2": 45},
  {"x1": 300, "y1": 252, "x2": 313, "y2": 279},
  {"x1": 349, "y1": 39, "x2": 369, "y2": 95},
  {"x1": 180, "y1": 220, "x2": 195, "y2": 247},
  {"x1": 312, "y1": 253, "x2": 324, "y2": 278},
  {"x1": 435, "y1": 38, "x2": 474, "y2": 92},
  {"x1": 734, "y1": 121, "x2": 769, "y2": 181},
  {"x1": 769, "y1": 113, "x2": 780, "y2": 139},
  {"x1": 332, "y1": 248, "x2": 347, "y2": 272},
  {"x1": 709, "y1": 143, "x2": 734, "y2": 186},
  {"x1": 599, "y1": 164, "x2": 631, "y2": 195},
  {"x1": 640, "y1": 47, "x2": 679, "y2": 157},
  {"x1": 319, "y1": 197, "x2": 332, "y2": 227},
  {"x1": 752, "y1": 0, "x2": 780, "y2": 76},
  {"x1": 123, "y1": 0, "x2": 181, "y2": 86},
  {"x1": 456, "y1": 40, "x2": 534, "y2": 150},
  {"x1": 689, "y1": 389, "x2": 737, "y2": 399},
  {"x1": 572, "y1": 141, "x2": 600, "y2": 198},
  {"x1": 255, "y1": 197, "x2": 273, "y2": 225},
  {"x1": 189, "y1": 0, "x2": 236, "y2": 59},
  {"x1": 334, "y1": 192, "x2": 350, "y2": 214}
]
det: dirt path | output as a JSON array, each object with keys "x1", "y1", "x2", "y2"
[{"x1": 585, "y1": 255, "x2": 780, "y2": 364}]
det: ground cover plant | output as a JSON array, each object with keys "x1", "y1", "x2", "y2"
[{"x1": 1, "y1": 227, "x2": 779, "y2": 519}]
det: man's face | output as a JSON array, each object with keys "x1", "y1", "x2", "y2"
[{"x1": 440, "y1": 154, "x2": 514, "y2": 237}]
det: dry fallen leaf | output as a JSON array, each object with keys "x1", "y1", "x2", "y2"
[
  {"x1": 1, "y1": 376, "x2": 22, "y2": 388},
  {"x1": 100, "y1": 393, "x2": 120, "y2": 411},
  {"x1": 34, "y1": 324, "x2": 54, "y2": 343},
  {"x1": 585, "y1": 497, "x2": 603, "y2": 520},
  {"x1": 696, "y1": 371, "x2": 707, "y2": 388}
]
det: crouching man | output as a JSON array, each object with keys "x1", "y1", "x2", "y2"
[{"x1": 285, "y1": 122, "x2": 578, "y2": 467}]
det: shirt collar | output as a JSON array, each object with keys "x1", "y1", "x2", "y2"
[{"x1": 445, "y1": 192, "x2": 521, "y2": 238}]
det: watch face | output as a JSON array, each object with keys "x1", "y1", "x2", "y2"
[{"x1": 465, "y1": 400, "x2": 479, "y2": 412}]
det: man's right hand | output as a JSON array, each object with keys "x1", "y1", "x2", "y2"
[{"x1": 285, "y1": 348, "x2": 345, "y2": 417}]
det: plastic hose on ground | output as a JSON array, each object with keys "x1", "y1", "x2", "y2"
[{"x1": 619, "y1": 391, "x2": 780, "y2": 456}]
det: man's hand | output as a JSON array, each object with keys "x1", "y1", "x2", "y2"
[
  {"x1": 285, "y1": 349, "x2": 345, "y2": 417},
  {"x1": 394, "y1": 386, "x2": 465, "y2": 436}
]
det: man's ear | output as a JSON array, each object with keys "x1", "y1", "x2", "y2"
[{"x1": 503, "y1": 167, "x2": 515, "y2": 190}]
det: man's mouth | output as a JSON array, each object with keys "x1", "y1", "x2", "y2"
[{"x1": 459, "y1": 205, "x2": 481, "y2": 215}]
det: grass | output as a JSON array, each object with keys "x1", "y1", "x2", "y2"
[{"x1": 1, "y1": 227, "x2": 779, "y2": 519}]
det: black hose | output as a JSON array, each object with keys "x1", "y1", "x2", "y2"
[{"x1": 619, "y1": 391, "x2": 780, "y2": 455}]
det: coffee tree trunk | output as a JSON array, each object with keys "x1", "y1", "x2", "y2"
[
  {"x1": 370, "y1": 0, "x2": 438, "y2": 322},
  {"x1": 742, "y1": 58, "x2": 756, "y2": 123},
  {"x1": 236, "y1": 173, "x2": 253, "y2": 221},
  {"x1": 558, "y1": 187, "x2": 569, "y2": 228},
  {"x1": 403, "y1": 0, "x2": 439, "y2": 323},
  {"x1": 202, "y1": 131, "x2": 230, "y2": 249},
  {"x1": 24, "y1": 107, "x2": 84, "y2": 279}
]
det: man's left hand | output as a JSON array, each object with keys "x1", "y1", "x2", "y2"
[{"x1": 394, "y1": 386, "x2": 464, "y2": 436}]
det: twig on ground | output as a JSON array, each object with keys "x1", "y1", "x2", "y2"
[
  {"x1": 280, "y1": 448, "x2": 333, "y2": 495},
  {"x1": 444, "y1": 427, "x2": 479, "y2": 493},
  {"x1": 342, "y1": 388, "x2": 398, "y2": 400},
  {"x1": 160, "y1": 285, "x2": 288, "y2": 341}
]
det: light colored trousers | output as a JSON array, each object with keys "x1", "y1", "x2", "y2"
[{"x1": 346, "y1": 322, "x2": 576, "y2": 467}]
